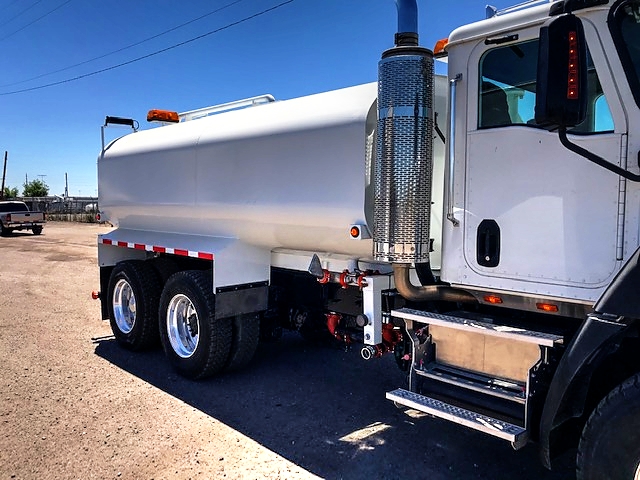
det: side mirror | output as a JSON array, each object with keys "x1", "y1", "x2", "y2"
[{"x1": 535, "y1": 14, "x2": 587, "y2": 127}]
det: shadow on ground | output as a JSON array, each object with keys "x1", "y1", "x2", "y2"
[{"x1": 95, "y1": 333, "x2": 575, "y2": 480}]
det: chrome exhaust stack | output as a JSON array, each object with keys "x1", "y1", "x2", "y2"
[
  {"x1": 375, "y1": 1, "x2": 474, "y2": 303},
  {"x1": 374, "y1": 2, "x2": 433, "y2": 264}
]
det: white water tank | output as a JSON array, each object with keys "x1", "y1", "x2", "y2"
[{"x1": 99, "y1": 83, "x2": 378, "y2": 257}]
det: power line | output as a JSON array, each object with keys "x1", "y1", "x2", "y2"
[
  {"x1": 0, "y1": 0, "x2": 244, "y2": 87},
  {"x1": 0, "y1": 0, "x2": 43, "y2": 28},
  {"x1": 0, "y1": 0, "x2": 72, "y2": 43},
  {"x1": 0, "y1": 0, "x2": 295, "y2": 96}
]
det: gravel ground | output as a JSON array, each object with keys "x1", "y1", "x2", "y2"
[{"x1": 0, "y1": 222, "x2": 575, "y2": 479}]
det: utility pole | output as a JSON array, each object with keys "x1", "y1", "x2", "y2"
[
  {"x1": 0, "y1": 151, "x2": 7, "y2": 200},
  {"x1": 64, "y1": 173, "x2": 69, "y2": 198}
]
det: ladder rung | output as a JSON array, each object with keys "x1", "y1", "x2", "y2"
[
  {"x1": 392, "y1": 308, "x2": 563, "y2": 347},
  {"x1": 387, "y1": 388, "x2": 528, "y2": 449},
  {"x1": 417, "y1": 364, "x2": 527, "y2": 404}
]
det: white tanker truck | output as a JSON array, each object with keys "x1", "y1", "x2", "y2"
[{"x1": 95, "y1": 0, "x2": 640, "y2": 477}]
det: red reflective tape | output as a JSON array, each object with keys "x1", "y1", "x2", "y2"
[{"x1": 102, "y1": 240, "x2": 209, "y2": 262}]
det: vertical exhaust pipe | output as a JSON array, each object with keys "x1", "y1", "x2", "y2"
[
  {"x1": 374, "y1": 0, "x2": 434, "y2": 265},
  {"x1": 394, "y1": 0, "x2": 419, "y2": 46},
  {"x1": 375, "y1": 0, "x2": 476, "y2": 303}
]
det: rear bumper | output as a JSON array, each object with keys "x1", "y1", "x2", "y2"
[{"x1": 6, "y1": 222, "x2": 45, "y2": 229}]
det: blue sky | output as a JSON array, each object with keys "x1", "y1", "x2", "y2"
[{"x1": 0, "y1": 0, "x2": 517, "y2": 197}]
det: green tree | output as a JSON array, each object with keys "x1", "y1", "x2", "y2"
[
  {"x1": 3, "y1": 186, "x2": 19, "y2": 199},
  {"x1": 22, "y1": 179, "x2": 49, "y2": 197}
]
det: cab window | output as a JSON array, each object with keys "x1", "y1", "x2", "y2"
[
  {"x1": 478, "y1": 39, "x2": 613, "y2": 133},
  {"x1": 610, "y1": 0, "x2": 640, "y2": 106}
]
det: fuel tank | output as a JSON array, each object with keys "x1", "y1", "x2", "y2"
[{"x1": 98, "y1": 83, "x2": 378, "y2": 257}]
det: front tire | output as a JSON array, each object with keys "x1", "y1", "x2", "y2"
[
  {"x1": 107, "y1": 261, "x2": 162, "y2": 350},
  {"x1": 159, "y1": 270, "x2": 231, "y2": 379},
  {"x1": 577, "y1": 373, "x2": 640, "y2": 480}
]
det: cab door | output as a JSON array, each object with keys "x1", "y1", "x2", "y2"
[{"x1": 458, "y1": 22, "x2": 627, "y2": 300}]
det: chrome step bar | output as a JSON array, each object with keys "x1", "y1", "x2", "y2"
[
  {"x1": 387, "y1": 388, "x2": 528, "y2": 449},
  {"x1": 416, "y1": 363, "x2": 527, "y2": 404},
  {"x1": 392, "y1": 308, "x2": 563, "y2": 346}
]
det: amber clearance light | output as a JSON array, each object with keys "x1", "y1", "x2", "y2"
[
  {"x1": 484, "y1": 294, "x2": 503, "y2": 304},
  {"x1": 434, "y1": 38, "x2": 449, "y2": 56},
  {"x1": 537, "y1": 303, "x2": 559, "y2": 313},
  {"x1": 147, "y1": 109, "x2": 180, "y2": 123}
]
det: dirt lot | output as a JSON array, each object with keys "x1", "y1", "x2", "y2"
[{"x1": 0, "y1": 222, "x2": 575, "y2": 479}]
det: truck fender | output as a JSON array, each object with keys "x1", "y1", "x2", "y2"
[
  {"x1": 539, "y1": 247, "x2": 640, "y2": 468},
  {"x1": 594, "y1": 245, "x2": 640, "y2": 318},
  {"x1": 539, "y1": 315, "x2": 626, "y2": 468}
]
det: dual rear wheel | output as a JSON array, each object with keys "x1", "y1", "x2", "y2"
[{"x1": 107, "y1": 262, "x2": 260, "y2": 379}]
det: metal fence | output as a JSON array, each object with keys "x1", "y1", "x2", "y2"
[{"x1": 17, "y1": 196, "x2": 99, "y2": 222}]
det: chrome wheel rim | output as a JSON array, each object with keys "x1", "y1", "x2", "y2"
[
  {"x1": 166, "y1": 294, "x2": 199, "y2": 358},
  {"x1": 113, "y1": 278, "x2": 136, "y2": 334}
]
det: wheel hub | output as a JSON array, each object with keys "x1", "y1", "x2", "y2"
[
  {"x1": 166, "y1": 294, "x2": 199, "y2": 358},
  {"x1": 113, "y1": 278, "x2": 136, "y2": 334}
]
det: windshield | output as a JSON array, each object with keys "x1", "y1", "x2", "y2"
[{"x1": 610, "y1": 0, "x2": 640, "y2": 106}]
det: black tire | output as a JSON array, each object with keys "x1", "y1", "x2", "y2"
[
  {"x1": 224, "y1": 314, "x2": 260, "y2": 372},
  {"x1": 1, "y1": 223, "x2": 12, "y2": 236},
  {"x1": 576, "y1": 373, "x2": 640, "y2": 480},
  {"x1": 32, "y1": 226, "x2": 42, "y2": 235},
  {"x1": 107, "y1": 260, "x2": 162, "y2": 350},
  {"x1": 158, "y1": 270, "x2": 231, "y2": 379}
]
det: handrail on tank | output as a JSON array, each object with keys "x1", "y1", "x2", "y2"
[
  {"x1": 100, "y1": 116, "x2": 138, "y2": 156},
  {"x1": 179, "y1": 94, "x2": 276, "y2": 122}
]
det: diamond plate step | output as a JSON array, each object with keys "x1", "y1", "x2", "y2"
[
  {"x1": 386, "y1": 388, "x2": 528, "y2": 449},
  {"x1": 392, "y1": 308, "x2": 563, "y2": 346}
]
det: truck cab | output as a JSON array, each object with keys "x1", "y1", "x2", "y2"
[
  {"x1": 442, "y1": 1, "x2": 635, "y2": 310},
  {"x1": 385, "y1": 1, "x2": 640, "y2": 477}
]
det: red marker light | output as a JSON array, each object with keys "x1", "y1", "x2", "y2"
[{"x1": 567, "y1": 31, "x2": 579, "y2": 100}]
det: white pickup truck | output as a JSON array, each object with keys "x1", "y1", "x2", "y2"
[{"x1": 0, "y1": 201, "x2": 45, "y2": 236}]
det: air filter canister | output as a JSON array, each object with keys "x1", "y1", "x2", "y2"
[{"x1": 374, "y1": 46, "x2": 434, "y2": 263}]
